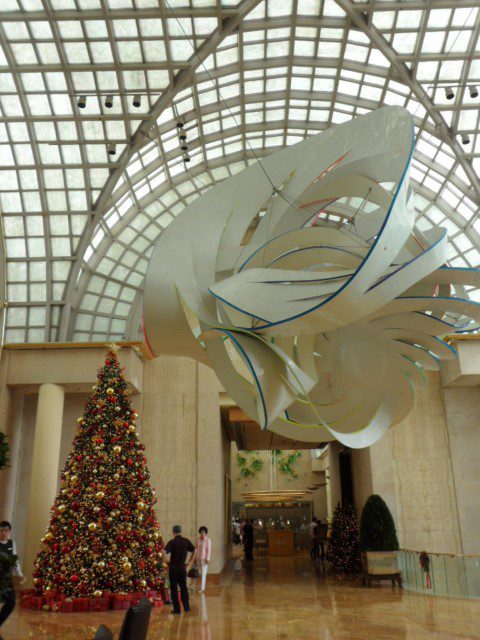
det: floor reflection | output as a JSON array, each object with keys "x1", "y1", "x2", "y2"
[{"x1": 4, "y1": 551, "x2": 480, "y2": 639}]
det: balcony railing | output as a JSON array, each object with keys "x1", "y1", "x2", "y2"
[{"x1": 399, "y1": 549, "x2": 480, "y2": 599}]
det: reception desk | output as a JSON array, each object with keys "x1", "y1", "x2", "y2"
[{"x1": 268, "y1": 530, "x2": 294, "y2": 556}]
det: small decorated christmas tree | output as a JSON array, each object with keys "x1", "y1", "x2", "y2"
[
  {"x1": 33, "y1": 346, "x2": 165, "y2": 597},
  {"x1": 360, "y1": 494, "x2": 399, "y2": 552},
  {"x1": 328, "y1": 501, "x2": 361, "y2": 574}
]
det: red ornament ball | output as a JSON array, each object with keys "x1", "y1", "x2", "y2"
[{"x1": 70, "y1": 574, "x2": 79, "y2": 583}]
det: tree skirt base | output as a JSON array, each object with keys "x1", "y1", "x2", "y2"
[{"x1": 19, "y1": 588, "x2": 165, "y2": 612}]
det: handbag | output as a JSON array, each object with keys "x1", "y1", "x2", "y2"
[{"x1": 187, "y1": 563, "x2": 200, "y2": 579}]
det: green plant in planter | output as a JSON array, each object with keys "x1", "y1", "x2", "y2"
[
  {"x1": 360, "y1": 494, "x2": 399, "y2": 551},
  {"x1": 0, "y1": 431, "x2": 9, "y2": 471}
]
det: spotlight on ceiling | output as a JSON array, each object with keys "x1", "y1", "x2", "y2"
[
  {"x1": 182, "y1": 154, "x2": 191, "y2": 163},
  {"x1": 176, "y1": 119, "x2": 185, "y2": 129},
  {"x1": 461, "y1": 133, "x2": 471, "y2": 145},
  {"x1": 105, "y1": 94, "x2": 113, "y2": 109},
  {"x1": 133, "y1": 94, "x2": 141, "y2": 108},
  {"x1": 181, "y1": 143, "x2": 189, "y2": 151},
  {"x1": 445, "y1": 86, "x2": 455, "y2": 100},
  {"x1": 107, "y1": 143, "x2": 117, "y2": 156},
  {"x1": 179, "y1": 132, "x2": 187, "y2": 141},
  {"x1": 469, "y1": 85, "x2": 479, "y2": 99},
  {"x1": 77, "y1": 95, "x2": 87, "y2": 109}
]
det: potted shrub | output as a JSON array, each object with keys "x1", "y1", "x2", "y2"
[{"x1": 359, "y1": 494, "x2": 401, "y2": 587}]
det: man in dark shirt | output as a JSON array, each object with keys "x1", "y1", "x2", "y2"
[{"x1": 163, "y1": 525, "x2": 196, "y2": 614}]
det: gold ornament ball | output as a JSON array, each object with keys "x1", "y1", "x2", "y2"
[
  {"x1": 128, "y1": 425, "x2": 136, "y2": 433},
  {"x1": 88, "y1": 522, "x2": 97, "y2": 532},
  {"x1": 98, "y1": 561, "x2": 106, "y2": 569},
  {"x1": 77, "y1": 418, "x2": 83, "y2": 424},
  {"x1": 45, "y1": 532, "x2": 53, "y2": 540},
  {"x1": 153, "y1": 531, "x2": 160, "y2": 539},
  {"x1": 113, "y1": 446, "x2": 121, "y2": 454},
  {"x1": 71, "y1": 475, "x2": 78, "y2": 485},
  {"x1": 58, "y1": 505, "x2": 66, "y2": 514},
  {"x1": 106, "y1": 388, "x2": 114, "y2": 395},
  {"x1": 93, "y1": 506, "x2": 100, "y2": 513},
  {"x1": 136, "y1": 501, "x2": 146, "y2": 511},
  {"x1": 140, "y1": 579, "x2": 147, "y2": 588},
  {"x1": 96, "y1": 491, "x2": 105, "y2": 500},
  {"x1": 93, "y1": 590, "x2": 103, "y2": 597},
  {"x1": 122, "y1": 562, "x2": 132, "y2": 573},
  {"x1": 113, "y1": 473, "x2": 120, "y2": 481}
]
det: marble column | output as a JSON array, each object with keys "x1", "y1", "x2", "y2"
[{"x1": 23, "y1": 384, "x2": 65, "y2": 584}]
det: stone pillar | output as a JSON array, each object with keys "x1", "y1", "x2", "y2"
[
  {"x1": 197, "y1": 363, "x2": 225, "y2": 576},
  {"x1": 23, "y1": 384, "x2": 65, "y2": 584}
]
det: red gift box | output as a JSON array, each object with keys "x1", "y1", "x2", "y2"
[
  {"x1": 129, "y1": 592, "x2": 143, "y2": 605},
  {"x1": 72, "y1": 597, "x2": 90, "y2": 613},
  {"x1": 152, "y1": 598, "x2": 163, "y2": 608},
  {"x1": 20, "y1": 595, "x2": 35, "y2": 609},
  {"x1": 145, "y1": 590, "x2": 157, "y2": 599},
  {"x1": 30, "y1": 596, "x2": 44, "y2": 610},
  {"x1": 112, "y1": 594, "x2": 131, "y2": 611},
  {"x1": 89, "y1": 597, "x2": 109, "y2": 612},
  {"x1": 20, "y1": 588, "x2": 36, "y2": 597},
  {"x1": 60, "y1": 600, "x2": 74, "y2": 613},
  {"x1": 44, "y1": 590, "x2": 60, "y2": 601}
]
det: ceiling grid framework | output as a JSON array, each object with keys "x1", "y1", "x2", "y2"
[{"x1": 0, "y1": 0, "x2": 478, "y2": 343}]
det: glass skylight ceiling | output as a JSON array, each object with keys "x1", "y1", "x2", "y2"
[{"x1": 0, "y1": 0, "x2": 479, "y2": 343}]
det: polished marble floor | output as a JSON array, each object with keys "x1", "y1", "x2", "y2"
[{"x1": 2, "y1": 551, "x2": 480, "y2": 639}]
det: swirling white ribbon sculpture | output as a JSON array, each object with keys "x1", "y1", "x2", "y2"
[{"x1": 143, "y1": 106, "x2": 480, "y2": 448}]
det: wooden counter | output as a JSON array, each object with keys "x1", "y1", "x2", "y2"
[{"x1": 268, "y1": 529, "x2": 294, "y2": 556}]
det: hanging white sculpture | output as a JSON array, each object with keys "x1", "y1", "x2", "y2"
[{"x1": 143, "y1": 106, "x2": 480, "y2": 448}]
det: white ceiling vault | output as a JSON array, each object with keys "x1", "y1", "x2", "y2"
[{"x1": 0, "y1": 0, "x2": 479, "y2": 343}]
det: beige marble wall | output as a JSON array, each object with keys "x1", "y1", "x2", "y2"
[
  {"x1": 348, "y1": 373, "x2": 464, "y2": 554},
  {"x1": 139, "y1": 356, "x2": 198, "y2": 544},
  {"x1": 351, "y1": 447, "x2": 373, "y2": 521},
  {"x1": 391, "y1": 372, "x2": 462, "y2": 553},
  {"x1": 443, "y1": 387, "x2": 480, "y2": 555}
]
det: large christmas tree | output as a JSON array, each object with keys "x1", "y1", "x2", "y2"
[
  {"x1": 327, "y1": 501, "x2": 361, "y2": 574},
  {"x1": 33, "y1": 347, "x2": 165, "y2": 597}
]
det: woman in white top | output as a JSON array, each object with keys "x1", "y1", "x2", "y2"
[{"x1": 196, "y1": 526, "x2": 212, "y2": 594}]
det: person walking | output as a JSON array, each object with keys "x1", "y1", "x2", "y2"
[
  {"x1": 233, "y1": 519, "x2": 241, "y2": 545},
  {"x1": 0, "y1": 521, "x2": 25, "y2": 629},
  {"x1": 243, "y1": 519, "x2": 254, "y2": 561},
  {"x1": 196, "y1": 526, "x2": 211, "y2": 594},
  {"x1": 163, "y1": 525, "x2": 196, "y2": 615}
]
